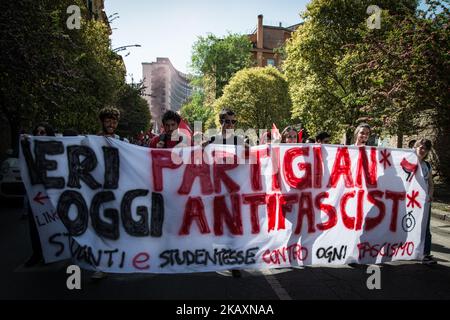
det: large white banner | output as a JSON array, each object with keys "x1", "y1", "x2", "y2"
[{"x1": 19, "y1": 135, "x2": 428, "y2": 273}]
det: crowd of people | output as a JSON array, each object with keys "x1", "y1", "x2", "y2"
[{"x1": 21, "y1": 105, "x2": 437, "y2": 278}]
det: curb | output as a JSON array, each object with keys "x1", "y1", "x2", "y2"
[{"x1": 431, "y1": 208, "x2": 450, "y2": 222}]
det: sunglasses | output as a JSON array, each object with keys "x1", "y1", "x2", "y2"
[{"x1": 222, "y1": 119, "x2": 237, "y2": 125}]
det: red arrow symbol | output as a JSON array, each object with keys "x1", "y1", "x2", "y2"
[
  {"x1": 400, "y1": 158, "x2": 418, "y2": 182},
  {"x1": 33, "y1": 192, "x2": 49, "y2": 205}
]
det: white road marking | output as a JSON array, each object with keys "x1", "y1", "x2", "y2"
[{"x1": 259, "y1": 269, "x2": 292, "y2": 300}]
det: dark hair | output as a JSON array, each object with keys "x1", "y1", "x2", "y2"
[
  {"x1": 305, "y1": 138, "x2": 316, "y2": 143},
  {"x1": 63, "y1": 128, "x2": 79, "y2": 136},
  {"x1": 32, "y1": 122, "x2": 55, "y2": 136},
  {"x1": 315, "y1": 131, "x2": 330, "y2": 142},
  {"x1": 219, "y1": 109, "x2": 235, "y2": 122},
  {"x1": 414, "y1": 138, "x2": 432, "y2": 151},
  {"x1": 354, "y1": 123, "x2": 371, "y2": 137},
  {"x1": 408, "y1": 139, "x2": 417, "y2": 149},
  {"x1": 162, "y1": 110, "x2": 181, "y2": 125},
  {"x1": 99, "y1": 106, "x2": 121, "y2": 121},
  {"x1": 353, "y1": 123, "x2": 371, "y2": 144}
]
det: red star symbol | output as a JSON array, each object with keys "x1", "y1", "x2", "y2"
[
  {"x1": 407, "y1": 190, "x2": 422, "y2": 209},
  {"x1": 379, "y1": 149, "x2": 392, "y2": 169}
]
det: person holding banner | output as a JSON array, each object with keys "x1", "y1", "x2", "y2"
[
  {"x1": 150, "y1": 110, "x2": 183, "y2": 148},
  {"x1": 23, "y1": 123, "x2": 55, "y2": 267},
  {"x1": 206, "y1": 109, "x2": 245, "y2": 278},
  {"x1": 353, "y1": 123, "x2": 371, "y2": 146},
  {"x1": 414, "y1": 139, "x2": 437, "y2": 265},
  {"x1": 207, "y1": 109, "x2": 245, "y2": 146},
  {"x1": 92, "y1": 107, "x2": 128, "y2": 280},
  {"x1": 98, "y1": 106, "x2": 129, "y2": 142}
]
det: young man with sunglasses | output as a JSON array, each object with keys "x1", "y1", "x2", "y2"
[
  {"x1": 208, "y1": 109, "x2": 245, "y2": 146},
  {"x1": 208, "y1": 109, "x2": 247, "y2": 278}
]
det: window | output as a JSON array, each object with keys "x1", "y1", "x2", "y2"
[{"x1": 267, "y1": 59, "x2": 275, "y2": 66}]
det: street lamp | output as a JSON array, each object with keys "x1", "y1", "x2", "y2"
[
  {"x1": 108, "y1": 13, "x2": 119, "y2": 23},
  {"x1": 112, "y1": 44, "x2": 141, "y2": 53}
]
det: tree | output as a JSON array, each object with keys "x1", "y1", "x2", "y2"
[
  {"x1": 337, "y1": 1, "x2": 448, "y2": 143},
  {"x1": 213, "y1": 67, "x2": 292, "y2": 130},
  {"x1": 341, "y1": 0, "x2": 450, "y2": 180},
  {"x1": 283, "y1": 0, "x2": 418, "y2": 143},
  {"x1": 180, "y1": 90, "x2": 214, "y2": 130},
  {"x1": 0, "y1": 0, "x2": 126, "y2": 150},
  {"x1": 116, "y1": 82, "x2": 151, "y2": 139},
  {"x1": 190, "y1": 33, "x2": 253, "y2": 100}
]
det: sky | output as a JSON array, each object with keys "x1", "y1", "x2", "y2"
[{"x1": 104, "y1": 0, "x2": 309, "y2": 82}]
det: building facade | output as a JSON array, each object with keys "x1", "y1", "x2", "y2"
[
  {"x1": 248, "y1": 14, "x2": 301, "y2": 68},
  {"x1": 142, "y1": 58, "x2": 192, "y2": 131}
]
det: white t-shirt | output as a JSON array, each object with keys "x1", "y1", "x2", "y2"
[{"x1": 420, "y1": 160, "x2": 431, "y2": 186}]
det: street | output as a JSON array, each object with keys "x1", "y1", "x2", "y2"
[{"x1": 1, "y1": 200, "x2": 450, "y2": 300}]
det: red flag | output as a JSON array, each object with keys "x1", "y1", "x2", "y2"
[
  {"x1": 298, "y1": 129, "x2": 304, "y2": 142},
  {"x1": 178, "y1": 118, "x2": 193, "y2": 135},
  {"x1": 271, "y1": 123, "x2": 281, "y2": 141}
]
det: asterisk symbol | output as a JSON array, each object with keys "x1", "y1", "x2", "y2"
[
  {"x1": 407, "y1": 190, "x2": 421, "y2": 209},
  {"x1": 379, "y1": 149, "x2": 392, "y2": 169}
]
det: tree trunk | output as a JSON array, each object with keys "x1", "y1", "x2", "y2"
[{"x1": 397, "y1": 132, "x2": 403, "y2": 148}]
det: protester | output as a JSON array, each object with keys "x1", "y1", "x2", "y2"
[
  {"x1": 207, "y1": 109, "x2": 245, "y2": 146},
  {"x1": 92, "y1": 107, "x2": 127, "y2": 280},
  {"x1": 33, "y1": 122, "x2": 55, "y2": 137},
  {"x1": 207, "y1": 109, "x2": 246, "y2": 278},
  {"x1": 414, "y1": 139, "x2": 437, "y2": 264},
  {"x1": 23, "y1": 123, "x2": 55, "y2": 267},
  {"x1": 281, "y1": 126, "x2": 298, "y2": 143},
  {"x1": 408, "y1": 139, "x2": 417, "y2": 149},
  {"x1": 98, "y1": 106, "x2": 129, "y2": 142},
  {"x1": 353, "y1": 123, "x2": 371, "y2": 146},
  {"x1": 150, "y1": 110, "x2": 183, "y2": 148},
  {"x1": 315, "y1": 131, "x2": 331, "y2": 144}
]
